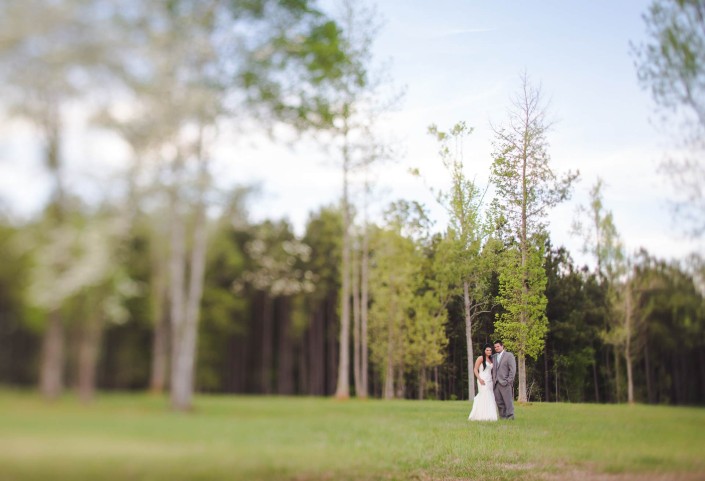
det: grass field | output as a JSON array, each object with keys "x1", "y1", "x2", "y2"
[{"x1": 0, "y1": 390, "x2": 704, "y2": 481}]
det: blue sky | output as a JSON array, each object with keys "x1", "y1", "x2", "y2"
[
  {"x1": 342, "y1": 0, "x2": 700, "y2": 266},
  {"x1": 1, "y1": 0, "x2": 700, "y2": 267}
]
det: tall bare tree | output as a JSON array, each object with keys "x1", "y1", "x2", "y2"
[
  {"x1": 489, "y1": 73, "x2": 578, "y2": 402},
  {"x1": 572, "y1": 178, "x2": 625, "y2": 401},
  {"x1": 100, "y1": 0, "x2": 346, "y2": 410},
  {"x1": 323, "y1": 0, "x2": 400, "y2": 399},
  {"x1": 423, "y1": 122, "x2": 493, "y2": 400},
  {"x1": 0, "y1": 0, "x2": 113, "y2": 399}
]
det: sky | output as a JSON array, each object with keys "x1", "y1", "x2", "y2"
[{"x1": 1, "y1": 0, "x2": 702, "y2": 268}]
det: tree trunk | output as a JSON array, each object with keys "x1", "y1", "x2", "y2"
[
  {"x1": 309, "y1": 309, "x2": 325, "y2": 395},
  {"x1": 463, "y1": 280, "x2": 475, "y2": 400},
  {"x1": 150, "y1": 247, "x2": 170, "y2": 393},
  {"x1": 40, "y1": 310, "x2": 64, "y2": 400},
  {"x1": 352, "y1": 242, "x2": 361, "y2": 396},
  {"x1": 171, "y1": 203, "x2": 207, "y2": 409},
  {"x1": 261, "y1": 293, "x2": 273, "y2": 394},
  {"x1": 77, "y1": 314, "x2": 103, "y2": 403},
  {"x1": 383, "y1": 358, "x2": 394, "y2": 399},
  {"x1": 604, "y1": 346, "x2": 613, "y2": 403},
  {"x1": 168, "y1": 156, "x2": 188, "y2": 408},
  {"x1": 335, "y1": 155, "x2": 351, "y2": 399},
  {"x1": 434, "y1": 366, "x2": 439, "y2": 400},
  {"x1": 697, "y1": 348, "x2": 705, "y2": 404},
  {"x1": 544, "y1": 342, "x2": 550, "y2": 402},
  {"x1": 518, "y1": 352, "x2": 527, "y2": 403},
  {"x1": 644, "y1": 335, "x2": 654, "y2": 404},
  {"x1": 277, "y1": 297, "x2": 294, "y2": 395},
  {"x1": 360, "y1": 221, "x2": 369, "y2": 399},
  {"x1": 418, "y1": 366, "x2": 426, "y2": 400},
  {"x1": 327, "y1": 294, "x2": 338, "y2": 395},
  {"x1": 395, "y1": 362, "x2": 405, "y2": 398},
  {"x1": 624, "y1": 279, "x2": 635, "y2": 404},
  {"x1": 592, "y1": 342, "x2": 600, "y2": 403},
  {"x1": 39, "y1": 110, "x2": 66, "y2": 401},
  {"x1": 518, "y1": 128, "x2": 529, "y2": 405},
  {"x1": 297, "y1": 326, "x2": 307, "y2": 395},
  {"x1": 150, "y1": 308, "x2": 170, "y2": 393},
  {"x1": 169, "y1": 150, "x2": 209, "y2": 411},
  {"x1": 384, "y1": 311, "x2": 394, "y2": 399},
  {"x1": 614, "y1": 345, "x2": 622, "y2": 403},
  {"x1": 555, "y1": 362, "x2": 559, "y2": 401}
]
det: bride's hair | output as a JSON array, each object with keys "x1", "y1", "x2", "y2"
[{"x1": 482, "y1": 343, "x2": 493, "y2": 370}]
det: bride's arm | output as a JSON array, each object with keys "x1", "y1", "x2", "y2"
[{"x1": 473, "y1": 357, "x2": 485, "y2": 385}]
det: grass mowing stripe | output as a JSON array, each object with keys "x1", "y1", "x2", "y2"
[{"x1": 0, "y1": 390, "x2": 703, "y2": 480}]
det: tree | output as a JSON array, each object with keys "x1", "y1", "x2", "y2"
[
  {"x1": 368, "y1": 200, "x2": 431, "y2": 399},
  {"x1": 407, "y1": 236, "x2": 452, "y2": 400},
  {"x1": 636, "y1": 254, "x2": 705, "y2": 404},
  {"x1": 422, "y1": 122, "x2": 493, "y2": 400},
  {"x1": 99, "y1": 0, "x2": 347, "y2": 410},
  {"x1": 321, "y1": 0, "x2": 400, "y2": 400},
  {"x1": 237, "y1": 221, "x2": 315, "y2": 394},
  {"x1": 571, "y1": 178, "x2": 625, "y2": 401},
  {"x1": 543, "y1": 244, "x2": 603, "y2": 403},
  {"x1": 25, "y1": 204, "x2": 135, "y2": 402},
  {"x1": 572, "y1": 178, "x2": 623, "y2": 278},
  {"x1": 633, "y1": 0, "x2": 705, "y2": 236},
  {"x1": 489, "y1": 73, "x2": 579, "y2": 402},
  {"x1": 0, "y1": 0, "x2": 111, "y2": 400},
  {"x1": 301, "y1": 207, "x2": 343, "y2": 396}
]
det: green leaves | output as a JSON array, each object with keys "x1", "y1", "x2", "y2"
[
  {"x1": 494, "y1": 240, "x2": 549, "y2": 360},
  {"x1": 634, "y1": 0, "x2": 705, "y2": 236}
]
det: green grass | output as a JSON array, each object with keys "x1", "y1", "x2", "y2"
[{"x1": 0, "y1": 390, "x2": 704, "y2": 480}]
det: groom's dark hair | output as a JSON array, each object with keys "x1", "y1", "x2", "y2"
[{"x1": 493, "y1": 340, "x2": 503, "y2": 346}]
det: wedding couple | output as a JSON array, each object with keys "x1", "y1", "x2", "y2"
[{"x1": 468, "y1": 340, "x2": 516, "y2": 422}]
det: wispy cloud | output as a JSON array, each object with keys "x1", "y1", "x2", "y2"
[{"x1": 429, "y1": 27, "x2": 495, "y2": 39}]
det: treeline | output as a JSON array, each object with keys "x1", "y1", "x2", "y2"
[
  {"x1": 1, "y1": 0, "x2": 704, "y2": 407},
  {"x1": 0, "y1": 197, "x2": 704, "y2": 405}
]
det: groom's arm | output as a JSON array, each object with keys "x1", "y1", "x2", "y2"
[{"x1": 506, "y1": 353, "x2": 516, "y2": 384}]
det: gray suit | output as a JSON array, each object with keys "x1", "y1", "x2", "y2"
[{"x1": 492, "y1": 349, "x2": 516, "y2": 419}]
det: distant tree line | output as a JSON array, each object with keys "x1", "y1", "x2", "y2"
[{"x1": 0, "y1": 193, "x2": 704, "y2": 405}]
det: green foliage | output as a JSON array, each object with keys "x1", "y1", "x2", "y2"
[
  {"x1": 543, "y1": 244, "x2": 606, "y2": 402},
  {"x1": 634, "y1": 0, "x2": 705, "y2": 121},
  {"x1": 303, "y1": 206, "x2": 342, "y2": 303},
  {"x1": 426, "y1": 122, "x2": 484, "y2": 252},
  {"x1": 368, "y1": 223, "x2": 417, "y2": 386},
  {"x1": 368, "y1": 200, "x2": 448, "y2": 396},
  {"x1": 572, "y1": 178, "x2": 624, "y2": 279},
  {"x1": 198, "y1": 224, "x2": 249, "y2": 391},
  {"x1": 406, "y1": 236, "x2": 452, "y2": 375},
  {"x1": 633, "y1": 0, "x2": 705, "y2": 236},
  {"x1": 0, "y1": 224, "x2": 38, "y2": 384},
  {"x1": 235, "y1": 0, "x2": 350, "y2": 130},
  {"x1": 494, "y1": 240, "x2": 549, "y2": 360},
  {"x1": 489, "y1": 74, "x2": 578, "y2": 401},
  {"x1": 629, "y1": 252, "x2": 705, "y2": 403}
]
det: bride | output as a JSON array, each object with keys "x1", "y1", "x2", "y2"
[{"x1": 468, "y1": 343, "x2": 498, "y2": 422}]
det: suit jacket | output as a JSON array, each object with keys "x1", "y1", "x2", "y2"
[{"x1": 493, "y1": 350, "x2": 516, "y2": 387}]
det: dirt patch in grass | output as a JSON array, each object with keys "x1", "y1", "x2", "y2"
[
  {"x1": 414, "y1": 472, "x2": 705, "y2": 481},
  {"x1": 541, "y1": 469, "x2": 705, "y2": 481}
]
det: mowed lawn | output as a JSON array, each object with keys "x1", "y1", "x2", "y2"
[{"x1": 0, "y1": 390, "x2": 704, "y2": 481}]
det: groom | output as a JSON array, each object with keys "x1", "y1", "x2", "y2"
[{"x1": 492, "y1": 340, "x2": 516, "y2": 420}]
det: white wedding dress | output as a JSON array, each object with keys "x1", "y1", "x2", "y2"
[{"x1": 468, "y1": 362, "x2": 498, "y2": 422}]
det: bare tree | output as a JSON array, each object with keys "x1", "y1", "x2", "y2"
[
  {"x1": 490, "y1": 73, "x2": 578, "y2": 402},
  {"x1": 0, "y1": 0, "x2": 114, "y2": 399}
]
